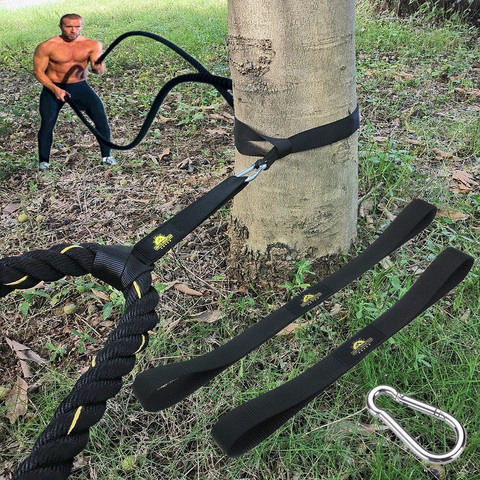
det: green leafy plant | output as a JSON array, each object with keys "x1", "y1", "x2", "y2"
[
  {"x1": 71, "y1": 328, "x2": 97, "y2": 355},
  {"x1": 280, "y1": 258, "x2": 314, "y2": 298},
  {"x1": 45, "y1": 342, "x2": 68, "y2": 361}
]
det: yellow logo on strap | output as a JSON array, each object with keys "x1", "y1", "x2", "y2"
[
  {"x1": 351, "y1": 337, "x2": 374, "y2": 356},
  {"x1": 153, "y1": 233, "x2": 174, "y2": 251},
  {"x1": 301, "y1": 292, "x2": 323, "y2": 307}
]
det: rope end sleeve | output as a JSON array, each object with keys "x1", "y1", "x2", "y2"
[{"x1": 91, "y1": 245, "x2": 154, "y2": 291}]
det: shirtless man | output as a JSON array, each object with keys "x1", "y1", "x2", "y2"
[{"x1": 33, "y1": 13, "x2": 116, "y2": 169}]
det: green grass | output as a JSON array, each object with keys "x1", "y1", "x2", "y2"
[{"x1": 1, "y1": 1, "x2": 479, "y2": 479}]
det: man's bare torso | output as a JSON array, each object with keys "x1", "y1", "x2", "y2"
[{"x1": 41, "y1": 35, "x2": 97, "y2": 83}]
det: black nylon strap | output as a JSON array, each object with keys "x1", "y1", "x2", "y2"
[
  {"x1": 235, "y1": 106, "x2": 360, "y2": 170},
  {"x1": 86, "y1": 174, "x2": 249, "y2": 291},
  {"x1": 211, "y1": 247, "x2": 473, "y2": 457},
  {"x1": 132, "y1": 199, "x2": 436, "y2": 411},
  {"x1": 131, "y1": 175, "x2": 248, "y2": 267}
]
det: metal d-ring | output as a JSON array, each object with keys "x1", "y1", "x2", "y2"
[{"x1": 366, "y1": 385, "x2": 466, "y2": 465}]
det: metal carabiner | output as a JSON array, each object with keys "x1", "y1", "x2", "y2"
[
  {"x1": 366, "y1": 385, "x2": 466, "y2": 465},
  {"x1": 235, "y1": 162, "x2": 267, "y2": 182}
]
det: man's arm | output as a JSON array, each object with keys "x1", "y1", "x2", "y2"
[
  {"x1": 90, "y1": 41, "x2": 105, "y2": 74},
  {"x1": 33, "y1": 42, "x2": 70, "y2": 101}
]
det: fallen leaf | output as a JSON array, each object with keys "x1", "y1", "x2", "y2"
[
  {"x1": 177, "y1": 158, "x2": 192, "y2": 170},
  {"x1": 452, "y1": 170, "x2": 478, "y2": 188},
  {"x1": 221, "y1": 112, "x2": 234, "y2": 121},
  {"x1": 5, "y1": 338, "x2": 47, "y2": 378},
  {"x1": 158, "y1": 147, "x2": 170, "y2": 161},
  {"x1": 2, "y1": 203, "x2": 21, "y2": 214},
  {"x1": 359, "y1": 199, "x2": 373, "y2": 219},
  {"x1": 438, "y1": 209, "x2": 469, "y2": 221},
  {"x1": 155, "y1": 115, "x2": 173, "y2": 124},
  {"x1": 174, "y1": 283, "x2": 203, "y2": 296},
  {"x1": 432, "y1": 148, "x2": 454, "y2": 159},
  {"x1": 209, "y1": 113, "x2": 225, "y2": 121},
  {"x1": 403, "y1": 138, "x2": 422, "y2": 146},
  {"x1": 91, "y1": 289, "x2": 110, "y2": 302},
  {"x1": 5, "y1": 377, "x2": 28, "y2": 424},
  {"x1": 395, "y1": 72, "x2": 415, "y2": 80},
  {"x1": 278, "y1": 320, "x2": 312, "y2": 336},
  {"x1": 126, "y1": 196, "x2": 149, "y2": 204},
  {"x1": 207, "y1": 128, "x2": 228, "y2": 136},
  {"x1": 330, "y1": 303, "x2": 342, "y2": 315},
  {"x1": 189, "y1": 309, "x2": 224, "y2": 323},
  {"x1": 454, "y1": 87, "x2": 480, "y2": 97}
]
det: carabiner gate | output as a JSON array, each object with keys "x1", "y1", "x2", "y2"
[
  {"x1": 235, "y1": 162, "x2": 267, "y2": 182},
  {"x1": 366, "y1": 385, "x2": 466, "y2": 464}
]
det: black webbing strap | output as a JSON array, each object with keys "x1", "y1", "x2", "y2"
[
  {"x1": 132, "y1": 199, "x2": 436, "y2": 411},
  {"x1": 211, "y1": 247, "x2": 473, "y2": 457},
  {"x1": 91, "y1": 174, "x2": 249, "y2": 291},
  {"x1": 235, "y1": 106, "x2": 360, "y2": 170}
]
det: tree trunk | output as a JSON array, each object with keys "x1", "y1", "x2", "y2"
[{"x1": 227, "y1": 0, "x2": 358, "y2": 286}]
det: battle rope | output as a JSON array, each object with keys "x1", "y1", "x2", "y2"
[
  {"x1": 64, "y1": 30, "x2": 359, "y2": 166},
  {"x1": 132, "y1": 198, "x2": 437, "y2": 411},
  {"x1": 8, "y1": 245, "x2": 158, "y2": 480},
  {"x1": 3, "y1": 163, "x2": 265, "y2": 479},
  {"x1": 5, "y1": 100, "x2": 358, "y2": 476},
  {"x1": 96, "y1": 31, "x2": 234, "y2": 106},
  {"x1": 67, "y1": 72, "x2": 232, "y2": 151},
  {"x1": 67, "y1": 30, "x2": 234, "y2": 150}
]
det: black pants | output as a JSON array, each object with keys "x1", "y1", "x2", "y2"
[{"x1": 38, "y1": 81, "x2": 111, "y2": 163}]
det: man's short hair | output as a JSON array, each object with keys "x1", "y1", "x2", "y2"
[{"x1": 59, "y1": 14, "x2": 83, "y2": 26}]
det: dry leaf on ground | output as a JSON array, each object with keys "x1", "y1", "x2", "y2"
[
  {"x1": 278, "y1": 320, "x2": 312, "y2": 336},
  {"x1": 450, "y1": 170, "x2": 478, "y2": 193},
  {"x1": 5, "y1": 338, "x2": 47, "y2": 378},
  {"x1": 5, "y1": 377, "x2": 28, "y2": 424},
  {"x1": 91, "y1": 289, "x2": 111, "y2": 302},
  {"x1": 189, "y1": 309, "x2": 224, "y2": 323},
  {"x1": 174, "y1": 283, "x2": 203, "y2": 296},
  {"x1": 438, "y1": 209, "x2": 469, "y2": 221}
]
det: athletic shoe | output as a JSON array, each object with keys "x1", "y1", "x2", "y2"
[
  {"x1": 39, "y1": 162, "x2": 50, "y2": 169},
  {"x1": 101, "y1": 156, "x2": 117, "y2": 166}
]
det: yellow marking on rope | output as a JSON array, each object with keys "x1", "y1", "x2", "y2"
[
  {"x1": 60, "y1": 245, "x2": 82, "y2": 254},
  {"x1": 5, "y1": 276, "x2": 29, "y2": 286},
  {"x1": 133, "y1": 281, "x2": 142, "y2": 299},
  {"x1": 134, "y1": 335, "x2": 146, "y2": 354},
  {"x1": 67, "y1": 406, "x2": 83, "y2": 435},
  {"x1": 91, "y1": 356, "x2": 97, "y2": 367}
]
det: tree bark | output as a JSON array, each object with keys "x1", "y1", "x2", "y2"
[{"x1": 227, "y1": 0, "x2": 358, "y2": 285}]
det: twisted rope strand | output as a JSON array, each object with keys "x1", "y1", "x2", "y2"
[
  {"x1": 0, "y1": 246, "x2": 159, "y2": 479},
  {"x1": 0, "y1": 244, "x2": 98, "y2": 298}
]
